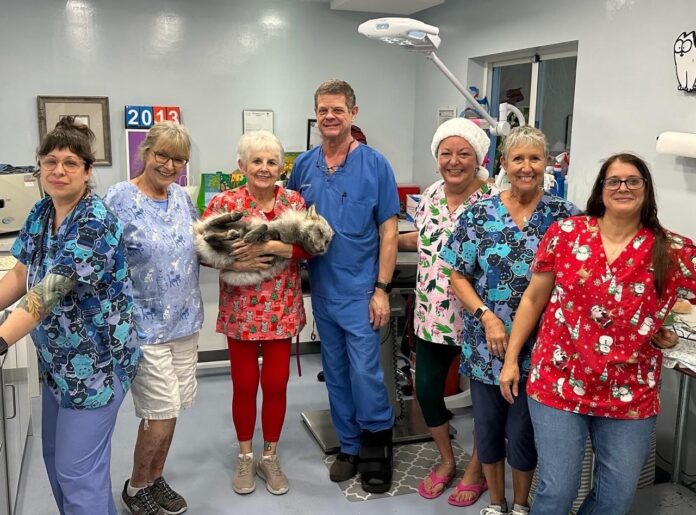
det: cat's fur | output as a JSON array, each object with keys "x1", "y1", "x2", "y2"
[{"x1": 194, "y1": 204, "x2": 334, "y2": 286}]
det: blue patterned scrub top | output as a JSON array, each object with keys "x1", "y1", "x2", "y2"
[
  {"x1": 440, "y1": 193, "x2": 580, "y2": 384},
  {"x1": 11, "y1": 195, "x2": 140, "y2": 409},
  {"x1": 104, "y1": 182, "x2": 204, "y2": 344}
]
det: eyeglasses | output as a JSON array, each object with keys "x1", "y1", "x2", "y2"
[
  {"x1": 38, "y1": 157, "x2": 86, "y2": 173},
  {"x1": 602, "y1": 177, "x2": 646, "y2": 190},
  {"x1": 153, "y1": 151, "x2": 188, "y2": 169}
]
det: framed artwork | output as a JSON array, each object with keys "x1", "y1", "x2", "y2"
[
  {"x1": 37, "y1": 96, "x2": 112, "y2": 166},
  {"x1": 307, "y1": 119, "x2": 322, "y2": 150},
  {"x1": 242, "y1": 109, "x2": 274, "y2": 133},
  {"x1": 126, "y1": 129, "x2": 188, "y2": 185}
]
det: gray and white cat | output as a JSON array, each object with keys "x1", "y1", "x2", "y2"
[
  {"x1": 194, "y1": 205, "x2": 334, "y2": 286},
  {"x1": 674, "y1": 31, "x2": 696, "y2": 92}
]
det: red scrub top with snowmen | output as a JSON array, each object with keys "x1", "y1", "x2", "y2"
[{"x1": 527, "y1": 215, "x2": 696, "y2": 419}]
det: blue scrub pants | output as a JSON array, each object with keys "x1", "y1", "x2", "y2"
[
  {"x1": 41, "y1": 378, "x2": 125, "y2": 515},
  {"x1": 312, "y1": 296, "x2": 394, "y2": 455}
]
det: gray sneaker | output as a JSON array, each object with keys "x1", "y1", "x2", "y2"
[
  {"x1": 150, "y1": 477, "x2": 187, "y2": 514},
  {"x1": 233, "y1": 454, "x2": 257, "y2": 494},
  {"x1": 121, "y1": 480, "x2": 165, "y2": 515},
  {"x1": 257, "y1": 454, "x2": 289, "y2": 495}
]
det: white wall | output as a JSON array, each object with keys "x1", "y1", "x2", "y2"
[
  {"x1": 417, "y1": 0, "x2": 696, "y2": 483},
  {"x1": 0, "y1": 0, "x2": 417, "y2": 191},
  {"x1": 415, "y1": 0, "x2": 696, "y2": 238}
]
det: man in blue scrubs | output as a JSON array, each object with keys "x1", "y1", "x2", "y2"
[{"x1": 288, "y1": 79, "x2": 398, "y2": 493}]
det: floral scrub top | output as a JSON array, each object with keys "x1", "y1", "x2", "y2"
[
  {"x1": 11, "y1": 195, "x2": 140, "y2": 409},
  {"x1": 441, "y1": 193, "x2": 580, "y2": 384},
  {"x1": 104, "y1": 182, "x2": 204, "y2": 344},
  {"x1": 413, "y1": 180, "x2": 497, "y2": 345},
  {"x1": 528, "y1": 216, "x2": 696, "y2": 419},
  {"x1": 202, "y1": 186, "x2": 306, "y2": 340}
]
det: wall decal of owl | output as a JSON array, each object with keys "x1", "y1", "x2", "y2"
[{"x1": 674, "y1": 31, "x2": 696, "y2": 92}]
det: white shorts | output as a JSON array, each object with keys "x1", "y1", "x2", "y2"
[{"x1": 131, "y1": 332, "x2": 199, "y2": 420}]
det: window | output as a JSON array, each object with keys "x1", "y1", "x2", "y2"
[{"x1": 479, "y1": 45, "x2": 577, "y2": 183}]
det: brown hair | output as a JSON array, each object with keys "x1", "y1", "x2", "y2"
[
  {"x1": 36, "y1": 116, "x2": 96, "y2": 167},
  {"x1": 314, "y1": 79, "x2": 356, "y2": 110},
  {"x1": 585, "y1": 153, "x2": 670, "y2": 297}
]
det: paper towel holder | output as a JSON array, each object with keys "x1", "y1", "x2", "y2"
[{"x1": 656, "y1": 131, "x2": 696, "y2": 158}]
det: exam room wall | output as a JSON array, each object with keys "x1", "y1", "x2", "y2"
[
  {"x1": 0, "y1": 0, "x2": 416, "y2": 189},
  {"x1": 416, "y1": 0, "x2": 696, "y2": 486},
  {"x1": 416, "y1": 0, "x2": 696, "y2": 239}
]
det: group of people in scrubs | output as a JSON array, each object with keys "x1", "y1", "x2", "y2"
[{"x1": 0, "y1": 74, "x2": 694, "y2": 515}]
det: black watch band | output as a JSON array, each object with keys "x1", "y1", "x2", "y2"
[
  {"x1": 0, "y1": 337, "x2": 8, "y2": 356},
  {"x1": 375, "y1": 281, "x2": 392, "y2": 293}
]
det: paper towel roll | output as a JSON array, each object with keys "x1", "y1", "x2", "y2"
[{"x1": 656, "y1": 131, "x2": 696, "y2": 158}]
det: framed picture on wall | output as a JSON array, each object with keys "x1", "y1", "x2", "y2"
[
  {"x1": 307, "y1": 119, "x2": 322, "y2": 150},
  {"x1": 242, "y1": 109, "x2": 274, "y2": 133},
  {"x1": 37, "y1": 96, "x2": 112, "y2": 166},
  {"x1": 126, "y1": 129, "x2": 188, "y2": 184}
]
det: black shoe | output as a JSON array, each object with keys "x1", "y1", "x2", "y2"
[
  {"x1": 358, "y1": 428, "x2": 393, "y2": 493},
  {"x1": 329, "y1": 452, "x2": 359, "y2": 482},
  {"x1": 121, "y1": 480, "x2": 165, "y2": 515}
]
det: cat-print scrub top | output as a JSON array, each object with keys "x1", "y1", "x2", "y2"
[
  {"x1": 441, "y1": 193, "x2": 580, "y2": 385},
  {"x1": 202, "y1": 185, "x2": 307, "y2": 341},
  {"x1": 413, "y1": 180, "x2": 497, "y2": 346},
  {"x1": 104, "y1": 182, "x2": 204, "y2": 345},
  {"x1": 528, "y1": 216, "x2": 696, "y2": 419}
]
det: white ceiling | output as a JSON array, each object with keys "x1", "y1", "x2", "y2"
[{"x1": 303, "y1": 0, "x2": 446, "y2": 15}]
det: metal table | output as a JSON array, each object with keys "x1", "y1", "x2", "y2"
[{"x1": 629, "y1": 366, "x2": 696, "y2": 513}]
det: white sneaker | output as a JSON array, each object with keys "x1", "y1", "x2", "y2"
[
  {"x1": 480, "y1": 504, "x2": 508, "y2": 515},
  {"x1": 509, "y1": 504, "x2": 530, "y2": 515}
]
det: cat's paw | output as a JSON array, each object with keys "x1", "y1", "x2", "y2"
[
  {"x1": 243, "y1": 224, "x2": 270, "y2": 243},
  {"x1": 205, "y1": 211, "x2": 243, "y2": 230}
]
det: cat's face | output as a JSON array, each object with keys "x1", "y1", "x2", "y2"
[
  {"x1": 303, "y1": 205, "x2": 334, "y2": 254},
  {"x1": 674, "y1": 31, "x2": 695, "y2": 57}
]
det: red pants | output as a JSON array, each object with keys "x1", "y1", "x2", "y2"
[{"x1": 227, "y1": 337, "x2": 291, "y2": 442}]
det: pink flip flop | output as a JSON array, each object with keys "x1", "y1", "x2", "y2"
[
  {"x1": 417, "y1": 468, "x2": 455, "y2": 499},
  {"x1": 447, "y1": 478, "x2": 488, "y2": 507}
]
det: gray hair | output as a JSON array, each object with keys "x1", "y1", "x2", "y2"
[
  {"x1": 236, "y1": 130, "x2": 284, "y2": 166},
  {"x1": 500, "y1": 125, "x2": 548, "y2": 159},
  {"x1": 314, "y1": 79, "x2": 356, "y2": 110}
]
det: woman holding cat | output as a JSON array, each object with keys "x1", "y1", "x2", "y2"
[{"x1": 202, "y1": 130, "x2": 310, "y2": 496}]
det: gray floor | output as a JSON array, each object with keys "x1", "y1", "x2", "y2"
[
  {"x1": 16, "y1": 353, "x2": 489, "y2": 515},
  {"x1": 14, "y1": 353, "x2": 696, "y2": 514}
]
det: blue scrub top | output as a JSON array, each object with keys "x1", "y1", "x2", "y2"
[{"x1": 288, "y1": 144, "x2": 399, "y2": 299}]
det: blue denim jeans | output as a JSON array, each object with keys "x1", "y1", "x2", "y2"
[{"x1": 528, "y1": 398, "x2": 655, "y2": 515}]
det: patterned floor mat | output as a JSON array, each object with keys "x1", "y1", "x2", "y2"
[{"x1": 324, "y1": 440, "x2": 470, "y2": 501}]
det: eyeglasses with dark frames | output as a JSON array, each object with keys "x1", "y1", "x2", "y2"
[
  {"x1": 602, "y1": 177, "x2": 646, "y2": 190},
  {"x1": 153, "y1": 151, "x2": 188, "y2": 169}
]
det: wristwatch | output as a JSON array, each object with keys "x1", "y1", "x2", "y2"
[
  {"x1": 374, "y1": 281, "x2": 392, "y2": 293},
  {"x1": 473, "y1": 305, "x2": 490, "y2": 320},
  {"x1": 0, "y1": 337, "x2": 8, "y2": 356}
]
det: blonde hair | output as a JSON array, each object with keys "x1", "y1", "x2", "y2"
[
  {"x1": 137, "y1": 122, "x2": 191, "y2": 174},
  {"x1": 500, "y1": 125, "x2": 548, "y2": 159}
]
